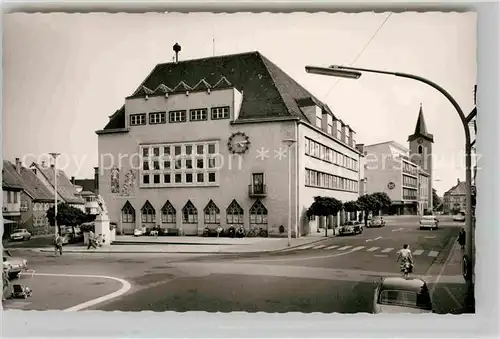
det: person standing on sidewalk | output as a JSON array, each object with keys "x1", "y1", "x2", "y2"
[
  {"x1": 54, "y1": 234, "x2": 63, "y2": 256},
  {"x1": 458, "y1": 228, "x2": 466, "y2": 250}
]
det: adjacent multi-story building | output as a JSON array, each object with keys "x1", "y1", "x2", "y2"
[
  {"x1": 96, "y1": 50, "x2": 365, "y2": 237},
  {"x1": 443, "y1": 178, "x2": 466, "y2": 214},
  {"x1": 364, "y1": 105, "x2": 433, "y2": 215}
]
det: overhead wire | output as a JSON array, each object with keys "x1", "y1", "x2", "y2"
[{"x1": 323, "y1": 12, "x2": 393, "y2": 99}]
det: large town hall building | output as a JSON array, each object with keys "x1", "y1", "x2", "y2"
[{"x1": 96, "y1": 50, "x2": 366, "y2": 237}]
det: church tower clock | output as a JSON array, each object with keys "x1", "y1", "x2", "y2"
[{"x1": 408, "y1": 103, "x2": 434, "y2": 214}]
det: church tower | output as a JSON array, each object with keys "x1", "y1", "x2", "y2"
[{"x1": 408, "y1": 104, "x2": 434, "y2": 214}]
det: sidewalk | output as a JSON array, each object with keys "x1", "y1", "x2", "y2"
[{"x1": 36, "y1": 231, "x2": 335, "y2": 254}]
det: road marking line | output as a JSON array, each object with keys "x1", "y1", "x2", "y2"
[
  {"x1": 24, "y1": 273, "x2": 132, "y2": 312},
  {"x1": 413, "y1": 250, "x2": 424, "y2": 256},
  {"x1": 239, "y1": 246, "x2": 370, "y2": 263},
  {"x1": 429, "y1": 239, "x2": 460, "y2": 299},
  {"x1": 367, "y1": 247, "x2": 379, "y2": 252},
  {"x1": 425, "y1": 236, "x2": 436, "y2": 239},
  {"x1": 337, "y1": 246, "x2": 352, "y2": 251},
  {"x1": 381, "y1": 248, "x2": 394, "y2": 253},
  {"x1": 325, "y1": 245, "x2": 339, "y2": 250},
  {"x1": 352, "y1": 246, "x2": 365, "y2": 251},
  {"x1": 443, "y1": 286, "x2": 463, "y2": 309},
  {"x1": 428, "y1": 251, "x2": 439, "y2": 257},
  {"x1": 392, "y1": 228, "x2": 404, "y2": 232},
  {"x1": 366, "y1": 236, "x2": 382, "y2": 242},
  {"x1": 374, "y1": 254, "x2": 388, "y2": 258},
  {"x1": 295, "y1": 245, "x2": 314, "y2": 250},
  {"x1": 312, "y1": 244, "x2": 328, "y2": 249}
]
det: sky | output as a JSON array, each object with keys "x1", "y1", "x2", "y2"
[{"x1": 3, "y1": 12, "x2": 477, "y2": 196}]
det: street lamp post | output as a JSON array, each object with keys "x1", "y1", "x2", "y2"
[
  {"x1": 283, "y1": 138, "x2": 297, "y2": 247},
  {"x1": 306, "y1": 64, "x2": 475, "y2": 311},
  {"x1": 49, "y1": 153, "x2": 60, "y2": 236}
]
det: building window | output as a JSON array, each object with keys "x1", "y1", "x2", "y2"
[
  {"x1": 211, "y1": 106, "x2": 230, "y2": 120},
  {"x1": 141, "y1": 201, "x2": 156, "y2": 223},
  {"x1": 190, "y1": 108, "x2": 208, "y2": 121},
  {"x1": 161, "y1": 201, "x2": 176, "y2": 224},
  {"x1": 249, "y1": 200, "x2": 268, "y2": 224},
  {"x1": 121, "y1": 201, "x2": 135, "y2": 223},
  {"x1": 204, "y1": 200, "x2": 220, "y2": 224},
  {"x1": 169, "y1": 110, "x2": 187, "y2": 123},
  {"x1": 327, "y1": 123, "x2": 333, "y2": 134},
  {"x1": 316, "y1": 116, "x2": 322, "y2": 128},
  {"x1": 226, "y1": 199, "x2": 244, "y2": 224},
  {"x1": 182, "y1": 200, "x2": 198, "y2": 224},
  {"x1": 130, "y1": 113, "x2": 146, "y2": 126},
  {"x1": 140, "y1": 141, "x2": 220, "y2": 187},
  {"x1": 142, "y1": 147, "x2": 149, "y2": 157},
  {"x1": 418, "y1": 145, "x2": 423, "y2": 154},
  {"x1": 149, "y1": 112, "x2": 167, "y2": 124}
]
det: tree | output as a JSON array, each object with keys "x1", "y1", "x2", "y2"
[
  {"x1": 357, "y1": 194, "x2": 377, "y2": 227},
  {"x1": 307, "y1": 196, "x2": 343, "y2": 237},
  {"x1": 343, "y1": 200, "x2": 360, "y2": 222},
  {"x1": 46, "y1": 203, "x2": 86, "y2": 235},
  {"x1": 432, "y1": 189, "x2": 442, "y2": 211},
  {"x1": 370, "y1": 192, "x2": 392, "y2": 215}
]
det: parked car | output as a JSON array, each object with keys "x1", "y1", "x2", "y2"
[
  {"x1": 453, "y1": 213, "x2": 466, "y2": 222},
  {"x1": 3, "y1": 250, "x2": 28, "y2": 279},
  {"x1": 9, "y1": 229, "x2": 31, "y2": 241},
  {"x1": 339, "y1": 221, "x2": 363, "y2": 235},
  {"x1": 419, "y1": 215, "x2": 439, "y2": 230},
  {"x1": 368, "y1": 216, "x2": 386, "y2": 228},
  {"x1": 372, "y1": 277, "x2": 434, "y2": 314}
]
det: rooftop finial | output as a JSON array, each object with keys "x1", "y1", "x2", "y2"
[{"x1": 173, "y1": 43, "x2": 181, "y2": 63}]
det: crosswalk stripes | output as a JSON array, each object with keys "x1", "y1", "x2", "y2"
[{"x1": 281, "y1": 243, "x2": 441, "y2": 258}]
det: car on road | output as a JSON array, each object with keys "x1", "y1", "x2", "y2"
[
  {"x1": 372, "y1": 276, "x2": 433, "y2": 314},
  {"x1": 419, "y1": 215, "x2": 439, "y2": 230},
  {"x1": 339, "y1": 221, "x2": 363, "y2": 236},
  {"x1": 3, "y1": 249, "x2": 28, "y2": 280},
  {"x1": 367, "y1": 216, "x2": 386, "y2": 228},
  {"x1": 9, "y1": 229, "x2": 31, "y2": 241},
  {"x1": 453, "y1": 213, "x2": 466, "y2": 222}
]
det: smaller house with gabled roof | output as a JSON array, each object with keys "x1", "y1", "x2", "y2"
[
  {"x1": 443, "y1": 178, "x2": 466, "y2": 214},
  {"x1": 29, "y1": 161, "x2": 85, "y2": 212},
  {"x1": 2, "y1": 160, "x2": 24, "y2": 238}
]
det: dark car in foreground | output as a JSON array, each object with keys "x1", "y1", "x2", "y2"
[
  {"x1": 339, "y1": 221, "x2": 363, "y2": 235},
  {"x1": 372, "y1": 277, "x2": 433, "y2": 314}
]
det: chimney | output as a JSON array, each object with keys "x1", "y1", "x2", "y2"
[
  {"x1": 94, "y1": 167, "x2": 99, "y2": 194},
  {"x1": 173, "y1": 43, "x2": 181, "y2": 63},
  {"x1": 457, "y1": 178, "x2": 460, "y2": 185},
  {"x1": 15, "y1": 158, "x2": 21, "y2": 174},
  {"x1": 355, "y1": 144, "x2": 365, "y2": 154},
  {"x1": 71, "y1": 176, "x2": 75, "y2": 184}
]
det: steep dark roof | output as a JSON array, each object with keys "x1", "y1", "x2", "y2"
[
  {"x1": 74, "y1": 179, "x2": 96, "y2": 193},
  {"x1": 2, "y1": 161, "x2": 23, "y2": 190},
  {"x1": 408, "y1": 104, "x2": 434, "y2": 143},
  {"x1": 15, "y1": 163, "x2": 54, "y2": 201},
  {"x1": 32, "y1": 163, "x2": 85, "y2": 204},
  {"x1": 101, "y1": 51, "x2": 341, "y2": 130}
]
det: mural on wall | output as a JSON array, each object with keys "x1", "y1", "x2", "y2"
[
  {"x1": 121, "y1": 169, "x2": 136, "y2": 196},
  {"x1": 110, "y1": 167, "x2": 120, "y2": 193}
]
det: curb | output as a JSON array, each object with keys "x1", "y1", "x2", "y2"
[
  {"x1": 111, "y1": 241, "x2": 250, "y2": 246},
  {"x1": 33, "y1": 237, "x2": 332, "y2": 255}
]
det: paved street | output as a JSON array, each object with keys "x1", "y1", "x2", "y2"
[{"x1": 2, "y1": 217, "x2": 468, "y2": 314}]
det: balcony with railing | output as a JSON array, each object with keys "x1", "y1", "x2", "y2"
[{"x1": 248, "y1": 184, "x2": 267, "y2": 197}]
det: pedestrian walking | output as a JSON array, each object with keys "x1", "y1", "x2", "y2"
[
  {"x1": 458, "y1": 228, "x2": 466, "y2": 250},
  {"x1": 54, "y1": 234, "x2": 63, "y2": 256},
  {"x1": 87, "y1": 230, "x2": 97, "y2": 250}
]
